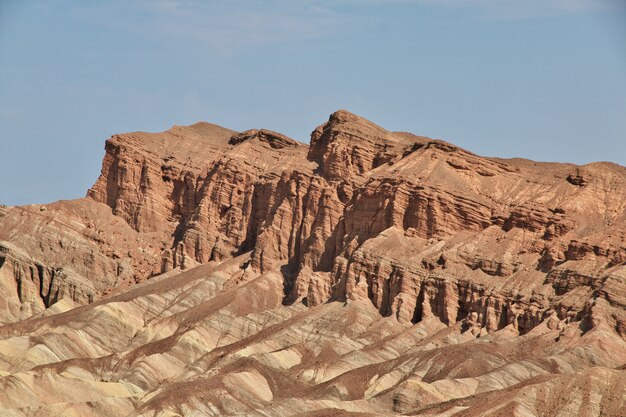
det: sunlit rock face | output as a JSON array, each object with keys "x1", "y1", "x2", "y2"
[{"x1": 1, "y1": 110, "x2": 625, "y2": 416}]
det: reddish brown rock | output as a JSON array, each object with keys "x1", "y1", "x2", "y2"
[{"x1": 1, "y1": 110, "x2": 625, "y2": 416}]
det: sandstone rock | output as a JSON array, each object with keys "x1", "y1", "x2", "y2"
[{"x1": 1, "y1": 110, "x2": 625, "y2": 416}]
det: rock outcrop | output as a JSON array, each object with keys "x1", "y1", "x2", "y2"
[
  {"x1": 0, "y1": 241, "x2": 95, "y2": 321},
  {"x1": 0, "y1": 110, "x2": 625, "y2": 416}
]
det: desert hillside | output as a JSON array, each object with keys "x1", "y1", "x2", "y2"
[{"x1": 1, "y1": 110, "x2": 625, "y2": 416}]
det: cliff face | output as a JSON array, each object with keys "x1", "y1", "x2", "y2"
[
  {"x1": 1, "y1": 110, "x2": 624, "y2": 335},
  {"x1": 80, "y1": 110, "x2": 626, "y2": 337},
  {"x1": 0, "y1": 199, "x2": 166, "y2": 324},
  {"x1": 0, "y1": 241, "x2": 95, "y2": 321},
  {"x1": 1, "y1": 110, "x2": 625, "y2": 416}
]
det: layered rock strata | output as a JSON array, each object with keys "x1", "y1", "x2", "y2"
[{"x1": 0, "y1": 110, "x2": 624, "y2": 416}]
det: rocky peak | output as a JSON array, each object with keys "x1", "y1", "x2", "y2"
[
  {"x1": 308, "y1": 109, "x2": 419, "y2": 181},
  {"x1": 228, "y1": 129, "x2": 300, "y2": 149}
]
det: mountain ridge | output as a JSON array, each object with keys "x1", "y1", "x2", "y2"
[{"x1": 0, "y1": 110, "x2": 624, "y2": 416}]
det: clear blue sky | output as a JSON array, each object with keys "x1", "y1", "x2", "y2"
[{"x1": 1, "y1": 0, "x2": 625, "y2": 205}]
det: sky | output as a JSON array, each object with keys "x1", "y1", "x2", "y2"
[{"x1": 1, "y1": 0, "x2": 625, "y2": 206}]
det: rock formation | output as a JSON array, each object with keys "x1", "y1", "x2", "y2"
[{"x1": 0, "y1": 110, "x2": 624, "y2": 416}]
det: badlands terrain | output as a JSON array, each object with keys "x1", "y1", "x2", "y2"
[{"x1": 0, "y1": 110, "x2": 625, "y2": 416}]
